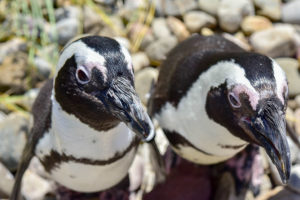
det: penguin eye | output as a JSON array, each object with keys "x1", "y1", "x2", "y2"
[
  {"x1": 228, "y1": 92, "x2": 241, "y2": 108},
  {"x1": 76, "y1": 66, "x2": 90, "y2": 84}
]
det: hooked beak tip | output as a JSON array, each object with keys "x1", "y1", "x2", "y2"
[
  {"x1": 280, "y1": 164, "x2": 288, "y2": 184},
  {"x1": 143, "y1": 124, "x2": 155, "y2": 142},
  {"x1": 128, "y1": 114, "x2": 155, "y2": 142}
]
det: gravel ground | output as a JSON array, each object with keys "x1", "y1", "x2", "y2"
[{"x1": 0, "y1": 0, "x2": 300, "y2": 199}]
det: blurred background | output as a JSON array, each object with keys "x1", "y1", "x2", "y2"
[{"x1": 0, "y1": 0, "x2": 300, "y2": 199}]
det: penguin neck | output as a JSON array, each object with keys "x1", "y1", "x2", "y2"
[{"x1": 50, "y1": 93, "x2": 136, "y2": 160}]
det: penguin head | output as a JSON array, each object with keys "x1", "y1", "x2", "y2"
[
  {"x1": 205, "y1": 53, "x2": 290, "y2": 183},
  {"x1": 53, "y1": 36, "x2": 154, "y2": 141}
]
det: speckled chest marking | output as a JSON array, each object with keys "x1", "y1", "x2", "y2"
[{"x1": 35, "y1": 96, "x2": 137, "y2": 192}]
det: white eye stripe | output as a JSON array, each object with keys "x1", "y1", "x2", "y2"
[{"x1": 228, "y1": 92, "x2": 241, "y2": 108}]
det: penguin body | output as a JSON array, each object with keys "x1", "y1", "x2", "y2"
[
  {"x1": 34, "y1": 80, "x2": 137, "y2": 192},
  {"x1": 149, "y1": 35, "x2": 290, "y2": 182},
  {"x1": 11, "y1": 36, "x2": 154, "y2": 199}
]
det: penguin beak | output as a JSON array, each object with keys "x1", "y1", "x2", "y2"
[
  {"x1": 246, "y1": 103, "x2": 291, "y2": 184},
  {"x1": 96, "y1": 77, "x2": 154, "y2": 142}
]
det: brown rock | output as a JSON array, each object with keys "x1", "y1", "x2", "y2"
[
  {"x1": 201, "y1": 27, "x2": 214, "y2": 36},
  {"x1": 0, "y1": 52, "x2": 28, "y2": 93},
  {"x1": 166, "y1": 17, "x2": 190, "y2": 42},
  {"x1": 241, "y1": 16, "x2": 272, "y2": 35}
]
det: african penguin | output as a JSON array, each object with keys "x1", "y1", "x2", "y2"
[
  {"x1": 148, "y1": 34, "x2": 291, "y2": 183},
  {"x1": 11, "y1": 36, "x2": 155, "y2": 199}
]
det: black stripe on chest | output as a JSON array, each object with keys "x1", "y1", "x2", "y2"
[
  {"x1": 40, "y1": 137, "x2": 139, "y2": 172},
  {"x1": 163, "y1": 130, "x2": 212, "y2": 156}
]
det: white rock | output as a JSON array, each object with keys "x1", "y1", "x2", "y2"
[
  {"x1": 145, "y1": 36, "x2": 178, "y2": 62},
  {"x1": 275, "y1": 57, "x2": 300, "y2": 96},
  {"x1": 250, "y1": 25, "x2": 300, "y2": 57},
  {"x1": 135, "y1": 68, "x2": 159, "y2": 105},
  {"x1": 183, "y1": 11, "x2": 216, "y2": 33},
  {"x1": 21, "y1": 88, "x2": 40, "y2": 111},
  {"x1": 132, "y1": 52, "x2": 150, "y2": 72},
  {"x1": 22, "y1": 170, "x2": 55, "y2": 200},
  {"x1": 55, "y1": 17, "x2": 80, "y2": 46},
  {"x1": 54, "y1": 6, "x2": 81, "y2": 45},
  {"x1": 222, "y1": 33, "x2": 251, "y2": 51},
  {"x1": 282, "y1": 0, "x2": 300, "y2": 24},
  {"x1": 198, "y1": 0, "x2": 220, "y2": 15},
  {"x1": 152, "y1": 18, "x2": 172, "y2": 39},
  {"x1": 34, "y1": 57, "x2": 53, "y2": 79},
  {"x1": 295, "y1": 109, "x2": 300, "y2": 138},
  {"x1": 55, "y1": 6, "x2": 81, "y2": 21},
  {"x1": 0, "y1": 112, "x2": 6, "y2": 123},
  {"x1": 127, "y1": 23, "x2": 155, "y2": 50},
  {"x1": 0, "y1": 113, "x2": 29, "y2": 171},
  {"x1": 286, "y1": 107, "x2": 295, "y2": 127},
  {"x1": 241, "y1": 15, "x2": 273, "y2": 34},
  {"x1": 254, "y1": 0, "x2": 281, "y2": 20},
  {"x1": 124, "y1": 0, "x2": 148, "y2": 10},
  {"x1": 217, "y1": 0, "x2": 254, "y2": 32},
  {"x1": 259, "y1": 175, "x2": 272, "y2": 195},
  {"x1": 83, "y1": 5, "x2": 103, "y2": 34},
  {"x1": 154, "y1": 0, "x2": 198, "y2": 16},
  {"x1": 114, "y1": 36, "x2": 131, "y2": 50},
  {"x1": 128, "y1": 153, "x2": 144, "y2": 192},
  {"x1": 0, "y1": 162, "x2": 14, "y2": 197},
  {"x1": 287, "y1": 136, "x2": 299, "y2": 163}
]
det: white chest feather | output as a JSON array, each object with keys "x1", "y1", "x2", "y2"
[
  {"x1": 35, "y1": 98, "x2": 136, "y2": 192},
  {"x1": 155, "y1": 61, "x2": 251, "y2": 164}
]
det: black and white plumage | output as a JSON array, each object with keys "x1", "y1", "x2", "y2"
[
  {"x1": 149, "y1": 35, "x2": 291, "y2": 183},
  {"x1": 11, "y1": 36, "x2": 154, "y2": 199}
]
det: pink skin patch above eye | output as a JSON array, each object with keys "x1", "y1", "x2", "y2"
[
  {"x1": 232, "y1": 85, "x2": 259, "y2": 110},
  {"x1": 84, "y1": 62, "x2": 108, "y2": 82}
]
